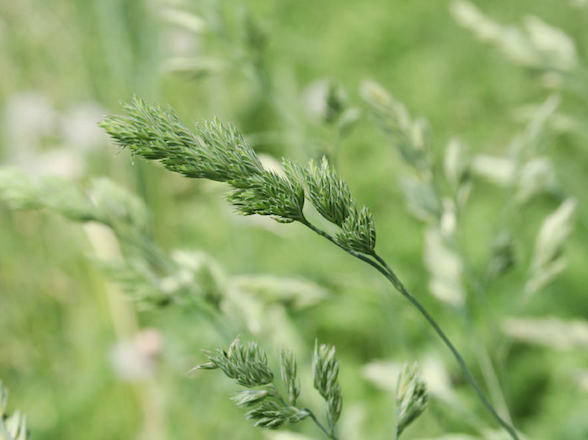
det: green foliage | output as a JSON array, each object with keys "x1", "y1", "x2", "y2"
[
  {"x1": 0, "y1": 169, "x2": 100, "y2": 223},
  {"x1": 0, "y1": 169, "x2": 324, "y2": 317},
  {"x1": 0, "y1": 170, "x2": 150, "y2": 233},
  {"x1": 101, "y1": 96, "x2": 522, "y2": 440},
  {"x1": 101, "y1": 97, "x2": 377, "y2": 245},
  {"x1": 1, "y1": 1, "x2": 587, "y2": 440},
  {"x1": 101, "y1": 97, "x2": 309, "y2": 224}
]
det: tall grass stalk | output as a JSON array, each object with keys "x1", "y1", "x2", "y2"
[
  {"x1": 100, "y1": 97, "x2": 521, "y2": 440},
  {"x1": 304, "y1": 219, "x2": 519, "y2": 440}
]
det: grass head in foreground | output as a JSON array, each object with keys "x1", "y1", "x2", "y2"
[
  {"x1": 100, "y1": 97, "x2": 521, "y2": 440},
  {"x1": 193, "y1": 338, "x2": 342, "y2": 439}
]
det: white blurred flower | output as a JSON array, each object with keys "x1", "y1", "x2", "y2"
[
  {"x1": 362, "y1": 355, "x2": 457, "y2": 404},
  {"x1": 303, "y1": 79, "x2": 347, "y2": 124},
  {"x1": 0, "y1": 16, "x2": 5, "y2": 45},
  {"x1": 524, "y1": 16, "x2": 577, "y2": 71},
  {"x1": 576, "y1": 370, "x2": 588, "y2": 392},
  {"x1": 420, "y1": 356, "x2": 457, "y2": 404},
  {"x1": 265, "y1": 431, "x2": 318, "y2": 440},
  {"x1": 303, "y1": 80, "x2": 331, "y2": 119},
  {"x1": 3, "y1": 91, "x2": 58, "y2": 158},
  {"x1": 503, "y1": 316, "x2": 588, "y2": 350},
  {"x1": 528, "y1": 198, "x2": 576, "y2": 272},
  {"x1": 2, "y1": 92, "x2": 106, "y2": 178},
  {"x1": 109, "y1": 328, "x2": 164, "y2": 381},
  {"x1": 516, "y1": 157, "x2": 557, "y2": 203},
  {"x1": 163, "y1": 13, "x2": 205, "y2": 35},
  {"x1": 452, "y1": 1, "x2": 577, "y2": 72},
  {"x1": 28, "y1": 147, "x2": 86, "y2": 179},
  {"x1": 156, "y1": 1, "x2": 205, "y2": 61},
  {"x1": 361, "y1": 359, "x2": 401, "y2": 391},
  {"x1": 424, "y1": 227, "x2": 465, "y2": 308},
  {"x1": 471, "y1": 155, "x2": 516, "y2": 186},
  {"x1": 59, "y1": 102, "x2": 106, "y2": 151},
  {"x1": 163, "y1": 29, "x2": 200, "y2": 57},
  {"x1": 525, "y1": 198, "x2": 576, "y2": 297},
  {"x1": 259, "y1": 153, "x2": 285, "y2": 175},
  {"x1": 570, "y1": 0, "x2": 588, "y2": 8}
]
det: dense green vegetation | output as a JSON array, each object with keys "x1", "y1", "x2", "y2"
[{"x1": 1, "y1": 1, "x2": 587, "y2": 439}]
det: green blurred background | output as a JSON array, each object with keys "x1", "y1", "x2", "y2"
[{"x1": 1, "y1": 0, "x2": 587, "y2": 439}]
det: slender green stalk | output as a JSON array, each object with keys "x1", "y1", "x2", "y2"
[
  {"x1": 303, "y1": 408, "x2": 340, "y2": 440},
  {"x1": 302, "y1": 218, "x2": 520, "y2": 440},
  {"x1": 452, "y1": 204, "x2": 514, "y2": 424},
  {"x1": 372, "y1": 252, "x2": 520, "y2": 440},
  {"x1": 267, "y1": 384, "x2": 289, "y2": 407},
  {"x1": 300, "y1": 219, "x2": 380, "y2": 269},
  {"x1": 100, "y1": 98, "x2": 521, "y2": 439}
]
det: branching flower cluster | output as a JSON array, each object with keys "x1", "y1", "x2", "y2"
[
  {"x1": 362, "y1": 78, "x2": 574, "y2": 440},
  {"x1": 395, "y1": 363, "x2": 429, "y2": 439},
  {"x1": 195, "y1": 338, "x2": 341, "y2": 437},
  {"x1": 312, "y1": 341, "x2": 342, "y2": 436},
  {"x1": 101, "y1": 97, "x2": 521, "y2": 440},
  {"x1": 100, "y1": 97, "x2": 375, "y2": 251},
  {"x1": 198, "y1": 338, "x2": 275, "y2": 387}
]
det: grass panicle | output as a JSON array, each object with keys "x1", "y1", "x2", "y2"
[
  {"x1": 197, "y1": 338, "x2": 274, "y2": 388},
  {"x1": 102, "y1": 97, "x2": 521, "y2": 440},
  {"x1": 245, "y1": 402, "x2": 309, "y2": 429},
  {"x1": 195, "y1": 338, "x2": 343, "y2": 439},
  {"x1": 394, "y1": 362, "x2": 430, "y2": 440},
  {"x1": 279, "y1": 348, "x2": 301, "y2": 406},
  {"x1": 302, "y1": 156, "x2": 354, "y2": 227},
  {"x1": 99, "y1": 97, "x2": 264, "y2": 184},
  {"x1": 312, "y1": 341, "x2": 343, "y2": 435}
]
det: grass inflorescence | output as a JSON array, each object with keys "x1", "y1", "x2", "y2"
[{"x1": 101, "y1": 97, "x2": 521, "y2": 440}]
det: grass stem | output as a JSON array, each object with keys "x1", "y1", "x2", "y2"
[
  {"x1": 371, "y1": 251, "x2": 520, "y2": 440},
  {"x1": 301, "y1": 217, "x2": 519, "y2": 440},
  {"x1": 303, "y1": 408, "x2": 339, "y2": 440}
]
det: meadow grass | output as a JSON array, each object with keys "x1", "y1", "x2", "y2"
[{"x1": 0, "y1": 1, "x2": 587, "y2": 439}]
